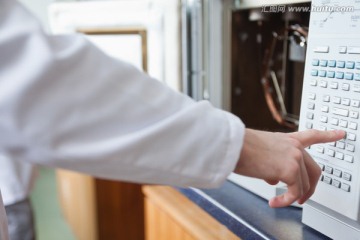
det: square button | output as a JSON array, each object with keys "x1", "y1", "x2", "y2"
[
  {"x1": 308, "y1": 102, "x2": 315, "y2": 110},
  {"x1": 317, "y1": 146, "x2": 325, "y2": 153},
  {"x1": 344, "y1": 155, "x2": 354, "y2": 163},
  {"x1": 320, "y1": 115, "x2": 328, "y2": 123},
  {"x1": 334, "y1": 169, "x2": 342, "y2": 177},
  {"x1": 320, "y1": 60, "x2": 328, "y2": 67},
  {"x1": 308, "y1": 93, "x2": 316, "y2": 100},
  {"x1": 346, "y1": 61, "x2": 355, "y2": 69},
  {"x1": 307, "y1": 112, "x2": 314, "y2": 119},
  {"x1": 336, "y1": 141, "x2": 345, "y2": 149},
  {"x1": 319, "y1": 70, "x2": 327, "y2": 77},
  {"x1": 312, "y1": 59, "x2": 320, "y2": 66},
  {"x1": 330, "y1": 118, "x2": 339, "y2": 126},
  {"x1": 320, "y1": 81, "x2": 328, "y2": 88},
  {"x1": 321, "y1": 106, "x2": 329, "y2": 113},
  {"x1": 329, "y1": 60, "x2": 337, "y2": 67},
  {"x1": 336, "y1": 72, "x2": 345, "y2": 79},
  {"x1": 332, "y1": 179, "x2": 341, "y2": 188},
  {"x1": 347, "y1": 133, "x2": 356, "y2": 141},
  {"x1": 345, "y1": 73, "x2": 354, "y2": 80},
  {"x1": 335, "y1": 152, "x2": 344, "y2": 160},
  {"x1": 356, "y1": 62, "x2": 360, "y2": 69},
  {"x1": 327, "y1": 71, "x2": 335, "y2": 78},
  {"x1": 350, "y1": 111, "x2": 359, "y2": 119},
  {"x1": 310, "y1": 79, "x2": 317, "y2": 86},
  {"x1": 342, "y1": 83, "x2": 350, "y2": 91},
  {"x1": 343, "y1": 172, "x2": 352, "y2": 182},
  {"x1": 311, "y1": 70, "x2": 319, "y2": 76},
  {"x1": 349, "y1": 122, "x2": 358, "y2": 130},
  {"x1": 339, "y1": 47, "x2": 347, "y2": 54},
  {"x1": 355, "y1": 74, "x2": 360, "y2": 81},
  {"x1": 323, "y1": 95, "x2": 330, "y2": 102},
  {"x1": 332, "y1": 96, "x2": 341, "y2": 104},
  {"x1": 351, "y1": 100, "x2": 360, "y2": 108},
  {"x1": 337, "y1": 61, "x2": 346, "y2": 68},
  {"x1": 339, "y1": 120, "x2": 348, "y2": 128},
  {"x1": 306, "y1": 122, "x2": 313, "y2": 129},
  {"x1": 341, "y1": 183, "x2": 350, "y2": 192},
  {"x1": 326, "y1": 149, "x2": 335, "y2": 157},
  {"x1": 342, "y1": 98, "x2": 350, "y2": 106},
  {"x1": 346, "y1": 143, "x2": 355, "y2": 152}
]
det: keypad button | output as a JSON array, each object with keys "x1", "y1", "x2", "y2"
[
  {"x1": 354, "y1": 84, "x2": 360, "y2": 92},
  {"x1": 333, "y1": 107, "x2": 349, "y2": 117},
  {"x1": 346, "y1": 61, "x2": 355, "y2": 69},
  {"x1": 335, "y1": 152, "x2": 344, "y2": 160},
  {"x1": 355, "y1": 73, "x2": 360, "y2": 81},
  {"x1": 326, "y1": 149, "x2": 335, "y2": 157},
  {"x1": 332, "y1": 96, "x2": 341, "y2": 104},
  {"x1": 347, "y1": 133, "x2": 356, "y2": 141},
  {"x1": 323, "y1": 95, "x2": 330, "y2": 102},
  {"x1": 351, "y1": 100, "x2": 360, "y2": 108},
  {"x1": 330, "y1": 82, "x2": 338, "y2": 89},
  {"x1": 342, "y1": 83, "x2": 350, "y2": 91},
  {"x1": 327, "y1": 71, "x2": 335, "y2": 78},
  {"x1": 318, "y1": 163, "x2": 325, "y2": 171},
  {"x1": 350, "y1": 111, "x2": 359, "y2": 119},
  {"x1": 306, "y1": 122, "x2": 313, "y2": 129},
  {"x1": 349, "y1": 122, "x2": 358, "y2": 130},
  {"x1": 341, "y1": 183, "x2": 350, "y2": 192},
  {"x1": 312, "y1": 59, "x2": 320, "y2": 66},
  {"x1": 348, "y1": 47, "x2": 360, "y2": 54},
  {"x1": 308, "y1": 93, "x2": 316, "y2": 100},
  {"x1": 307, "y1": 112, "x2": 314, "y2": 119},
  {"x1": 356, "y1": 62, "x2": 360, "y2": 70},
  {"x1": 308, "y1": 102, "x2": 315, "y2": 110},
  {"x1": 345, "y1": 73, "x2": 354, "y2": 80},
  {"x1": 337, "y1": 61, "x2": 346, "y2": 68},
  {"x1": 323, "y1": 176, "x2": 332, "y2": 185},
  {"x1": 330, "y1": 118, "x2": 339, "y2": 126},
  {"x1": 329, "y1": 60, "x2": 337, "y2": 67},
  {"x1": 319, "y1": 70, "x2": 327, "y2": 77},
  {"x1": 317, "y1": 146, "x2": 325, "y2": 153},
  {"x1": 320, "y1": 81, "x2": 328, "y2": 88},
  {"x1": 325, "y1": 165, "x2": 333, "y2": 174},
  {"x1": 332, "y1": 179, "x2": 341, "y2": 188},
  {"x1": 320, "y1": 115, "x2": 328, "y2": 123},
  {"x1": 310, "y1": 79, "x2": 317, "y2": 86},
  {"x1": 311, "y1": 70, "x2": 319, "y2": 76},
  {"x1": 342, "y1": 98, "x2": 350, "y2": 106},
  {"x1": 328, "y1": 141, "x2": 336, "y2": 146},
  {"x1": 339, "y1": 120, "x2": 348, "y2": 128},
  {"x1": 336, "y1": 141, "x2": 345, "y2": 149},
  {"x1": 321, "y1": 106, "x2": 330, "y2": 113},
  {"x1": 344, "y1": 155, "x2": 354, "y2": 163},
  {"x1": 343, "y1": 172, "x2": 352, "y2": 182},
  {"x1": 336, "y1": 72, "x2": 345, "y2": 79},
  {"x1": 319, "y1": 125, "x2": 327, "y2": 131},
  {"x1": 314, "y1": 46, "x2": 330, "y2": 53},
  {"x1": 334, "y1": 169, "x2": 342, "y2": 177},
  {"x1": 339, "y1": 47, "x2": 347, "y2": 54},
  {"x1": 320, "y1": 60, "x2": 328, "y2": 67},
  {"x1": 346, "y1": 143, "x2": 355, "y2": 152}
]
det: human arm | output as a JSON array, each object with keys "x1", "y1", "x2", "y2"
[
  {"x1": 235, "y1": 129, "x2": 345, "y2": 207},
  {"x1": 0, "y1": 0, "x2": 244, "y2": 188}
]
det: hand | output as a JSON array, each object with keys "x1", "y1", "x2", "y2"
[{"x1": 234, "y1": 129, "x2": 345, "y2": 208}]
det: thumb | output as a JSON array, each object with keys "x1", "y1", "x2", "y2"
[{"x1": 289, "y1": 130, "x2": 345, "y2": 147}]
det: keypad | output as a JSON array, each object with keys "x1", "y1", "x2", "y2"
[{"x1": 306, "y1": 55, "x2": 360, "y2": 194}]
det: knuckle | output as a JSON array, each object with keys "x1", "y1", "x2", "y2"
[
  {"x1": 287, "y1": 161, "x2": 301, "y2": 176},
  {"x1": 289, "y1": 138, "x2": 303, "y2": 149},
  {"x1": 291, "y1": 148, "x2": 303, "y2": 161}
]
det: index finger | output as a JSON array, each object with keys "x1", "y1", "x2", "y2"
[{"x1": 289, "y1": 129, "x2": 345, "y2": 147}]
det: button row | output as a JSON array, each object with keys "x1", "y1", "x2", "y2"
[
  {"x1": 320, "y1": 174, "x2": 351, "y2": 192},
  {"x1": 310, "y1": 80, "x2": 354, "y2": 91},
  {"x1": 319, "y1": 163, "x2": 352, "y2": 182},
  {"x1": 311, "y1": 70, "x2": 360, "y2": 80},
  {"x1": 322, "y1": 95, "x2": 360, "y2": 108},
  {"x1": 312, "y1": 59, "x2": 360, "y2": 70},
  {"x1": 313, "y1": 46, "x2": 360, "y2": 55}
]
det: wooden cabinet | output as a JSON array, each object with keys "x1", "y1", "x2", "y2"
[
  {"x1": 56, "y1": 170, "x2": 144, "y2": 240},
  {"x1": 143, "y1": 186, "x2": 239, "y2": 240}
]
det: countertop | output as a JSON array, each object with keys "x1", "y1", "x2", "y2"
[{"x1": 179, "y1": 181, "x2": 330, "y2": 240}]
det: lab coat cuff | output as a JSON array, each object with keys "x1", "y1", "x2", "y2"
[{"x1": 211, "y1": 112, "x2": 245, "y2": 187}]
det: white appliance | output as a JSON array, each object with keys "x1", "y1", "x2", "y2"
[{"x1": 298, "y1": 0, "x2": 360, "y2": 239}]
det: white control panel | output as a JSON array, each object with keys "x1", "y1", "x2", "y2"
[{"x1": 299, "y1": 0, "x2": 360, "y2": 238}]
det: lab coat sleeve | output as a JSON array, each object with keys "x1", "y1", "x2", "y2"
[{"x1": 0, "y1": 0, "x2": 245, "y2": 188}]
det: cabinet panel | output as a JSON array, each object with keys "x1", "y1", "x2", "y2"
[{"x1": 143, "y1": 186, "x2": 239, "y2": 240}]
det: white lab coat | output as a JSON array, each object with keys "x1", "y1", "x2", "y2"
[{"x1": 0, "y1": 0, "x2": 245, "y2": 238}]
